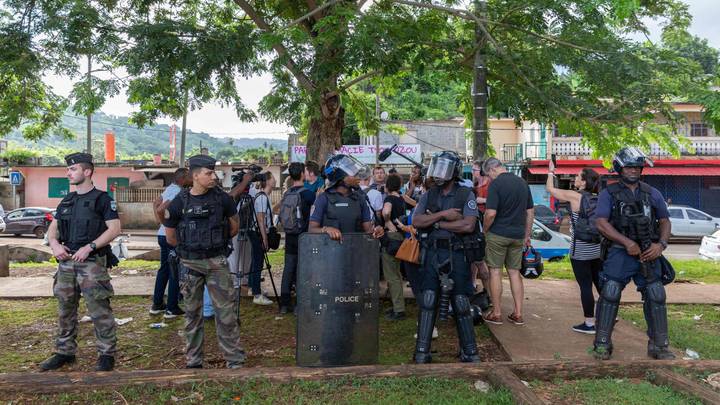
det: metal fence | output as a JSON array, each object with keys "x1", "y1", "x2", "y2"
[{"x1": 115, "y1": 188, "x2": 164, "y2": 203}]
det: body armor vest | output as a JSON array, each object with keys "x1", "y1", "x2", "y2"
[
  {"x1": 176, "y1": 188, "x2": 230, "y2": 260},
  {"x1": 607, "y1": 181, "x2": 660, "y2": 243},
  {"x1": 56, "y1": 188, "x2": 108, "y2": 250},
  {"x1": 421, "y1": 183, "x2": 474, "y2": 241},
  {"x1": 323, "y1": 191, "x2": 364, "y2": 233}
]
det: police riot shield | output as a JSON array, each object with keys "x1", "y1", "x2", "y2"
[{"x1": 296, "y1": 233, "x2": 380, "y2": 367}]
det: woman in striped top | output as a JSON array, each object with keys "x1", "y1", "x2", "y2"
[{"x1": 546, "y1": 162, "x2": 602, "y2": 335}]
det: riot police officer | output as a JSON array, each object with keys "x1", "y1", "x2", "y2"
[
  {"x1": 40, "y1": 153, "x2": 122, "y2": 372},
  {"x1": 308, "y1": 154, "x2": 384, "y2": 239},
  {"x1": 163, "y1": 154, "x2": 246, "y2": 368},
  {"x1": 593, "y1": 147, "x2": 674, "y2": 360},
  {"x1": 412, "y1": 151, "x2": 481, "y2": 363}
]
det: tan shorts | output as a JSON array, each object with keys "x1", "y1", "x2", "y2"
[{"x1": 485, "y1": 232, "x2": 524, "y2": 270}]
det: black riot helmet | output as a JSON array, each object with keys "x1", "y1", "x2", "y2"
[
  {"x1": 520, "y1": 247, "x2": 544, "y2": 279},
  {"x1": 426, "y1": 151, "x2": 463, "y2": 186},
  {"x1": 612, "y1": 147, "x2": 653, "y2": 175},
  {"x1": 323, "y1": 154, "x2": 370, "y2": 189}
]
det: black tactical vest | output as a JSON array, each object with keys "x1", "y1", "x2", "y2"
[
  {"x1": 323, "y1": 190, "x2": 364, "y2": 233},
  {"x1": 607, "y1": 181, "x2": 660, "y2": 242},
  {"x1": 56, "y1": 188, "x2": 108, "y2": 250},
  {"x1": 421, "y1": 183, "x2": 475, "y2": 240},
  {"x1": 176, "y1": 188, "x2": 230, "y2": 259}
]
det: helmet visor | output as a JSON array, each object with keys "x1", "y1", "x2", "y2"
[
  {"x1": 617, "y1": 147, "x2": 654, "y2": 168},
  {"x1": 333, "y1": 155, "x2": 369, "y2": 179},
  {"x1": 426, "y1": 156, "x2": 456, "y2": 181}
]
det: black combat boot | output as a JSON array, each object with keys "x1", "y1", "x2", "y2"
[
  {"x1": 96, "y1": 355, "x2": 115, "y2": 372},
  {"x1": 453, "y1": 295, "x2": 481, "y2": 363},
  {"x1": 414, "y1": 290, "x2": 438, "y2": 364},
  {"x1": 39, "y1": 353, "x2": 76, "y2": 371}
]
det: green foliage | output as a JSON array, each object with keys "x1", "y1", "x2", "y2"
[{"x1": 0, "y1": 146, "x2": 39, "y2": 164}]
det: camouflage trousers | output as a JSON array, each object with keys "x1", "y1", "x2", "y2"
[
  {"x1": 53, "y1": 258, "x2": 117, "y2": 356},
  {"x1": 180, "y1": 255, "x2": 246, "y2": 368}
]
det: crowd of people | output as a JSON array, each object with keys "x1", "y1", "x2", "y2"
[{"x1": 37, "y1": 146, "x2": 674, "y2": 371}]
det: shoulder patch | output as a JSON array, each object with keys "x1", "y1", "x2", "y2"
[
  {"x1": 467, "y1": 200, "x2": 477, "y2": 210},
  {"x1": 110, "y1": 201, "x2": 117, "y2": 211}
]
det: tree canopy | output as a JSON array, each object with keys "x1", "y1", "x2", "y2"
[{"x1": 1, "y1": 0, "x2": 719, "y2": 161}]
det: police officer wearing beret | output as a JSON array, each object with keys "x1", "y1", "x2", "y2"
[
  {"x1": 593, "y1": 147, "x2": 674, "y2": 360},
  {"x1": 162, "y1": 154, "x2": 246, "y2": 368},
  {"x1": 40, "y1": 153, "x2": 122, "y2": 372}
]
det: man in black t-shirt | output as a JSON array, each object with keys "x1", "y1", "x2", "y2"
[
  {"x1": 162, "y1": 154, "x2": 245, "y2": 369},
  {"x1": 481, "y1": 158, "x2": 535, "y2": 326},
  {"x1": 279, "y1": 162, "x2": 316, "y2": 313}
]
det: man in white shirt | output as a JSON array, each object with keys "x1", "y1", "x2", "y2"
[
  {"x1": 151, "y1": 168, "x2": 189, "y2": 318},
  {"x1": 360, "y1": 173, "x2": 383, "y2": 220}
]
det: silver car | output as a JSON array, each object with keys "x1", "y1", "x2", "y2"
[{"x1": 667, "y1": 205, "x2": 720, "y2": 238}]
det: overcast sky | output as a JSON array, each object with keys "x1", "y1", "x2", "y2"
[{"x1": 45, "y1": 0, "x2": 720, "y2": 141}]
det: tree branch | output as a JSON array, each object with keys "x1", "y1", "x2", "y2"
[
  {"x1": 288, "y1": 0, "x2": 340, "y2": 29},
  {"x1": 233, "y1": 0, "x2": 315, "y2": 91}
]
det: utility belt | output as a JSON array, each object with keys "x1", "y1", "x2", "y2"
[
  {"x1": 424, "y1": 238, "x2": 464, "y2": 251},
  {"x1": 64, "y1": 245, "x2": 119, "y2": 267},
  {"x1": 177, "y1": 247, "x2": 228, "y2": 260}
]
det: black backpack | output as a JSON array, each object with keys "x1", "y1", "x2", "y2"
[
  {"x1": 279, "y1": 186, "x2": 307, "y2": 234},
  {"x1": 574, "y1": 191, "x2": 601, "y2": 244}
]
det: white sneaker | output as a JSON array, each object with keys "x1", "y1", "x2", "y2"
[
  {"x1": 414, "y1": 327, "x2": 439, "y2": 339},
  {"x1": 253, "y1": 295, "x2": 273, "y2": 306}
]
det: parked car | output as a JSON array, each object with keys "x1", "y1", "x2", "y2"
[
  {"x1": 0, "y1": 216, "x2": 5, "y2": 233},
  {"x1": 531, "y1": 219, "x2": 571, "y2": 261},
  {"x1": 667, "y1": 205, "x2": 720, "y2": 239},
  {"x1": 534, "y1": 204, "x2": 561, "y2": 231},
  {"x1": 699, "y1": 230, "x2": 720, "y2": 261},
  {"x1": 2, "y1": 207, "x2": 55, "y2": 238}
]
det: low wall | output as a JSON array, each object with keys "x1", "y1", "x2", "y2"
[{"x1": 118, "y1": 202, "x2": 159, "y2": 229}]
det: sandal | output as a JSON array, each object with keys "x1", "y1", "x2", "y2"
[
  {"x1": 507, "y1": 313, "x2": 525, "y2": 325},
  {"x1": 482, "y1": 312, "x2": 503, "y2": 325}
]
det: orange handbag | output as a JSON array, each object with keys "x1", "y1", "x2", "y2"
[{"x1": 395, "y1": 235, "x2": 420, "y2": 264}]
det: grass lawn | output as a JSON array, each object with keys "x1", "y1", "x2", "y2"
[
  {"x1": 0, "y1": 296, "x2": 505, "y2": 373},
  {"x1": 9, "y1": 377, "x2": 514, "y2": 404},
  {"x1": 620, "y1": 304, "x2": 720, "y2": 360},
  {"x1": 532, "y1": 377, "x2": 703, "y2": 404},
  {"x1": 542, "y1": 257, "x2": 720, "y2": 284}
]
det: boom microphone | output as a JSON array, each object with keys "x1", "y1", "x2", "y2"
[{"x1": 378, "y1": 144, "x2": 396, "y2": 162}]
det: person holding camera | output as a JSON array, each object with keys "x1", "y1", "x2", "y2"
[
  {"x1": 249, "y1": 171, "x2": 276, "y2": 305},
  {"x1": 546, "y1": 161, "x2": 602, "y2": 334},
  {"x1": 162, "y1": 154, "x2": 245, "y2": 369}
]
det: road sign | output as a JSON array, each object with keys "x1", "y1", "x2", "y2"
[{"x1": 9, "y1": 171, "x2": 22, "y2": 186}]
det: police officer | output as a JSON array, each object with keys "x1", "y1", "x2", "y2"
[
  {"x1": 593, "y1": 147, "x2": 674, "y2": 360},
  {"x1": 308, "y1": 154, "x2": 384, "y2": 239},
  {"x1": 40, "y1": 153, "x2": 122, "y2": 372},
  {"x1": 162, "y1": 154, "x2": 246, "y2": 368},
  {"x1": 412, "y1": 151, "x2": 480, "y2": 363}
]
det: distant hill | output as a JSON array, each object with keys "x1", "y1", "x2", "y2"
[{"x1": 3, "y1": 111, "x2": 288, "y2": 157}]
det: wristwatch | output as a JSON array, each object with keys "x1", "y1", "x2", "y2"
[
  {"x1": 89, "y1": 242, "x2": 97, "y2": 251},
  {"x1": 433, "y1": 222, "x2": 441, "y2": 230},
  {"x1": 659, "y1": 240, "x2": 668, "y2": 250}
]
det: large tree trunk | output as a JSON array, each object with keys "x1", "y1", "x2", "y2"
[{"x1": 306, "y1": 91, "x2": 345, "y2": 163}]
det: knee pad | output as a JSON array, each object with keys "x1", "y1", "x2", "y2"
[
  {"x1": 419, "y1": 290, "x2": 437, "y2": 311},
  {"x1": 451, "y1": 294, "x2": 471, "y2": 316},
  {"x1": 600, "y1": 279, "x2": 623, "y2": 304},
  {"x1": 645, "y1": 281, "x2": 666, "y2": 305}
]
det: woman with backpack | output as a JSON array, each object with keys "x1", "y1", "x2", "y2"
[{"x1": 546, "y1": 161, "x2": 602, "y2": 334}]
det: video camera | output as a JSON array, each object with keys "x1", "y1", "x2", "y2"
[{"x1": 231, "y1": 164, "x2": 266, "y2": 187}]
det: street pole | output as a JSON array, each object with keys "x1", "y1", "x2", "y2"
[
  {"x1": 179, "y1": 92, "x2": 188, "y2": 167},
  {"x1": 86, "y1": 54, "x2": 92, "y2": 155},
  {"x1": 472, "y1": 0, "x2": 489, "y2": 161},
  {"x1": 375, "y1": 91, "x2": 381, "y2": 165}
]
